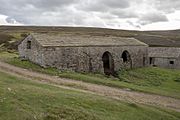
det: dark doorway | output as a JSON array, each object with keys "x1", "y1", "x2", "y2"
[
  {"x1": 102, "y1": 51, "x2": 114, "y2": 75},
  {"x1": 150, "y1": 57, "x2": 153, "y2": 64},
  {"x1": 121, "y1": 50, "x2": 132, "y2": 68},
  {"x1": 122, "y1": 51, "x2": 131, "y2": 62},
  {"x1": 149, "y1": 57, "x2": 155, "y2": 65}
]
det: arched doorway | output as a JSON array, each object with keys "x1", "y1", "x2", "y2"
[
  {"x1": 102, "y1": 51, "x2": 114, "y2": 75},
  {"x1": 121, "y1": 50, "x2": 132, "y2": 68}
]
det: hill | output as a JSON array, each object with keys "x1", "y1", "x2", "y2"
[{"x1": 0, "y1": 26, "x2": 180, "y2": 51}]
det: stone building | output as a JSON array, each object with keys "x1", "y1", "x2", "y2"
[
  {"x1": 148, "y1": 47, "x2": 180, "y2": 69},
  {"x1": 18, "y1": 33, "x2": 148, "y2": 75}
]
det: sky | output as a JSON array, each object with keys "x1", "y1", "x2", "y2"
[{"x1": 0, "y1": 0, "x2": 180, "y2": 30}]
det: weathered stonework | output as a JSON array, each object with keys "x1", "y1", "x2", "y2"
[
  {"x1": 18, "y1": 33, "x2": 149, "y2": 74},
  {"x1": 148, "y1": 47, "x2": 180, "y2": 69}
]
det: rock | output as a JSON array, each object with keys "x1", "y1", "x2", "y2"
[{"x1": 8, "y1": 88, "x2": 12, "y2": 91}]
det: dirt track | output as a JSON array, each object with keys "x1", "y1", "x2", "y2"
[{"x1": 0, "y1": 61, "x2": 180, "y2": 112}]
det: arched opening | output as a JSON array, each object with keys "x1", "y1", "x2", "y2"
[
  {"x1": 102, "y1": 51, "x2": 114, "y2": 75},
  {"x1": 122, "y1": 50, "x2": 131, "y2": 62},
  {"x1": 121, "y1": 50, "x2": 132, "y2": 68}
]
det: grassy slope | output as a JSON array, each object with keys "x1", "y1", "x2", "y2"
[
  {"x1": 0, "y1": 32, "x2": 25, "y2": 52},
  {"x1": 1, "y1": 52, "x2": 180, "y2": 99},
  {"x1": 0, "y1": 71, "x2": 180, "y2": 120}
]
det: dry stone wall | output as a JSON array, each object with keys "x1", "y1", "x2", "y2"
[
  {"x1": 18, "y1": 35, "x2": 44, "y2": 66},
  {"x1": 41, "y1": 46, "x2": 148, "y2": 73}
]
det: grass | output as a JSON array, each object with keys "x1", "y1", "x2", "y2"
[
  {"x1": 0, "y1": 52, "x2": 180, "y2": 99},
  {"x1": 0, "y1": 32, "x2": 28, "y2": 52},
  {"x1": 0, "y1": 26, "x2": 180, "y2": 119},
  {"x1": 118, "y1": 68, "x2": 180, "y2": 98},
  {"x1": 0, "y1": 71, "x2": 180, "y2": 120}
]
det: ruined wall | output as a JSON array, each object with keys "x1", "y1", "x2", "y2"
[
  {"x1": 18, "y1": 35, "x2": 44, "y2": 66},
  {"x1": 41, "y1": 46, "x2": 148, "y2": 73},
  {"x1": 148, "y1": 47, "x2": 180, "y2": 69},
  {"x1": 152, "y1": 58, "x2": 177, "y2": 69}
]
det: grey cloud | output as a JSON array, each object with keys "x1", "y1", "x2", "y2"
[
  {"x1": 0, "y1": 0, "x2": 78, "y2": 24},
  {"x1": 139, "y1": 12, "x2": 168, "y2": 25},
  {"x1": 153, "y1": 0, "x2": 180, "y2": 13},
  {"x1": 111, "y1": 9, "x2": 138, "y2": 18},
  {"x1": 0, "y1": 0, "x2": 77, "y2": 16},
  {"x1": 127, "y1": 21, "x2": 141, "y2": 29},
  {"x1": 0, "y1": 0, "x2": 131, "y2": 25},
  {"x1": 0, "y1": 0, "x2": 71, "y2": 13},
  {"x1": 0, "y1": 0, "x2": 179, "y2": 30},
  {"x1": 78, "y1": 1, "x2": 108, "y2": 12},
  {"x1": 103, "y1": 0, "x2": 129, "y2": 9},
  {"x1": 6, "y1": 17, "x2": 19, "y2": 24},
  {"x1": 94, "y1": 12, "x2": 117, "y2": 20},
  {"x1": 76, "y1": 0, "x2": 130, "y2": 12}
]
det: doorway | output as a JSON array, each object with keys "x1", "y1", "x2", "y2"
[
  {"x1": 121, "y1": 50, "x2": 132, "y2": 68},
  {"x1": 102, "y1": 51, "x2": 114, "y2": 75}
]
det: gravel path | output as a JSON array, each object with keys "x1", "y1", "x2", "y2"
[{"x1": 0, "y1": 61, "x2": 180, "y2": 112}]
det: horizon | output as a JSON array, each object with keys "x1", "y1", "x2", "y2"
[{"x1": 0, "y1": 25, "x2": 180, "y2": 32}]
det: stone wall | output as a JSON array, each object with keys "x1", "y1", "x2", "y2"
[
  {"x1": 148, "y1": 47, "x2": 180, "y2": 69},
  {"x1": 41, "y1": 46, "x2": 148, "y2": 73},
  {"x1": 18, "y1": 35, "x2": 45, "y2": 66},
  {"x1": 151, "y1": 57, "x2": 179, "y2": 69},
  {"x1": 18, "y1": 36, "x2": 148, "y2": 74}
]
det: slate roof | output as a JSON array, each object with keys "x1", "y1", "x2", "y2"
[
  {"x1": 30, "y1": 33, "x2": 148, "y2": 47},
  {"x1": 148, "y1": 47, "x2": 180, "y2": 58}
]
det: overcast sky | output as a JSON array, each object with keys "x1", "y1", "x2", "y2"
[{"x1": 0, "y1": 0, "x2": 180, "y2": 30}]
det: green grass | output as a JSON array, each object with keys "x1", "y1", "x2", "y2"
[
  {"x1": 119, "y1": 68, "x2": 180, "y2": 98},
  {"x1": 0, "y1": 71, "x2": 180, "y2": 120},
  {"x1": 56, "y1": 68, "x2": 180, "y2": 99},
  {"x1": 1, "y1": 52, "x2": 180, "y2": 99}
]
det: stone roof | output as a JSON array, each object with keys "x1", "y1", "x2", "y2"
[
  {"x1": 148, "y1": 47, "x2": 180, "y2": 58},
  {"x1": 30, "y1": 33, "x2": 148, "y2": 47}
]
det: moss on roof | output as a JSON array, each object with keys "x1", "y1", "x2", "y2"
[{"x1": 30, "y1": 33, "x2": 148, "y2": 47}]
